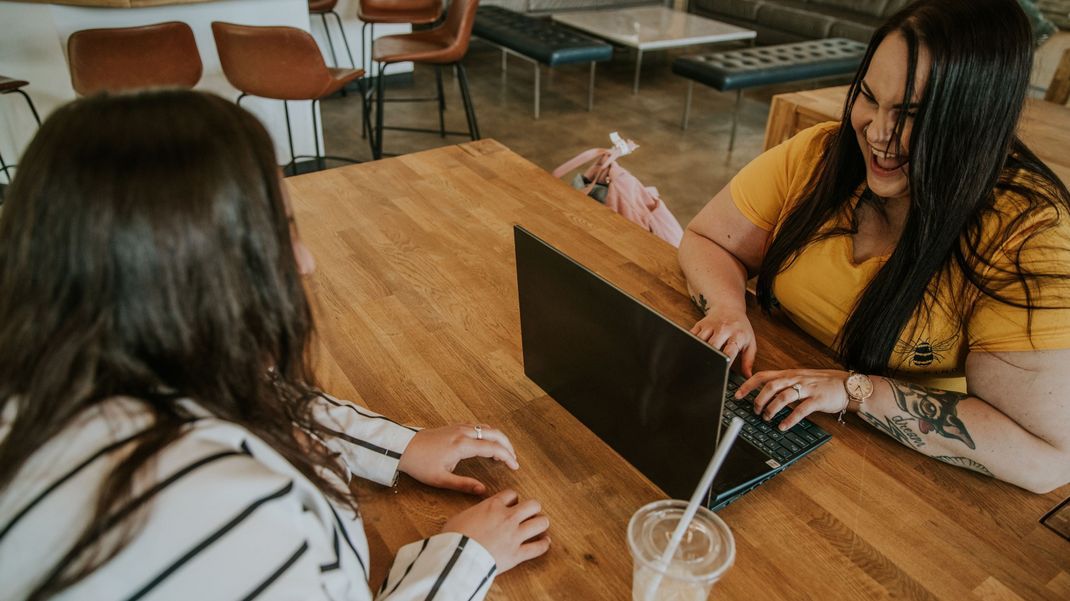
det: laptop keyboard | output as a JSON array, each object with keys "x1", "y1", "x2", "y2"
[{"x1": 723, "y1": 377, "x2": 831, "y2": 465}]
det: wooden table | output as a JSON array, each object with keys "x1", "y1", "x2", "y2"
[
  {"x1": 764, "y1": 85, "x2": 1070, "y2": 186},
  {"x1": 287, "y1": 140, "x2": 1070, "y2": 600}
]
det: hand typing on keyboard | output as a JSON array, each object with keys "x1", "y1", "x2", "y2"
[{"x1": 733, "y1": 369, "x2": 855, "y2": 431}]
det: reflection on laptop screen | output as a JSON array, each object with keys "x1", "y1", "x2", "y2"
[{"x1": 514, "y1": 226, "x2": 729, "y2": 500}]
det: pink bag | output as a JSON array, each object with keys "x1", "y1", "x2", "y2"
[{"x1": 552, "y1": 136, "x2": 684, "y2": 247}]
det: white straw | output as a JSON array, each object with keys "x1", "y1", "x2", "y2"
[{"x1": 643, "y1": 417, "x2": 744, "y2": 601}]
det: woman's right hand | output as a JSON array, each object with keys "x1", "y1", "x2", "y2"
[
  {"x1": 690, "y1": 308, "x2": 758, "y2": 377},
  {"x1": 442, "y1": 489, "x2": 550, "y2": 573}
]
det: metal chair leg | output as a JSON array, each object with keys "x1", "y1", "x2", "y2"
[
  {"x1": 588, "y1": 62, "x2": 596, "y2": 112},
  {"x1": 283, "y1": 100, "x2": 298, "y2": 174},
  {"x1": 312, "y1": 99, "x2": 324, "y2": 171},
  {"x1": 533, "y1": 62, "x2": 540, "y2": 120},
  {"x1": 435, "y1": 65, "x2": 446, "y2": 138},
  {"x1": 319, "y1": 13, "x2": 339, "y2": 68},
  {"x1": 375, "y1": 62, "x2": 386, "y2": 159},
  {"x1": 12, "y1": 90, "x2": 41, "y2": 126},
  {"x1": 330, "y1": 10, "x2": 357, "y2": 69},
  {"x1": 0, "y1": 88, "x2": 43, "y2": 183},
  {"x1": 0, "y1": 149, "x2": 11, "y2": 183},
  {"x1": 360, "y1": 22, "x2": 370, "y2": 139},
  {"x1": 455, "y1": 62, "x2": 480, "y2": 140}
]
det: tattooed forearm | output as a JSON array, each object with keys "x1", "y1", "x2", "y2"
[
  {"x1": 888, "y1": 380, "x2": 974, "y2": 449},
  {"x1": 858, "y1": 411, "x2": 925, "y2": 449},
  {"x1": 933, "y1": 456, "x2": 995, "y2": 477},
  {"x1": 690, "y1": 293, "x2": 710, "y2": 315}
]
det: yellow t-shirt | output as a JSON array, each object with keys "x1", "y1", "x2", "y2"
[{"x1": 730, "y1": 122, "x2": 1070, "y2": 392}]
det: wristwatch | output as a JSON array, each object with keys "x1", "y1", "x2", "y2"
[
  {"x1": 840, "y1": 372, "x2": 874, "y2": 423},
  {"x1": 845, "y1": 372, "x2": 874, "y2": 405}
]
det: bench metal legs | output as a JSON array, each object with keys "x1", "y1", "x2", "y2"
[
  {"x1": 729, "y1": 89, "x2": 742, "y2": 152},
  {"x1": 588, "y1": 62, "x2": 596, "y2": 112},
  {"x1": 679, "y1": 84, "x2": 744, "y2": 153},
  {"x1": 682, "y1": 81, "x2": 693, "y2": 130},
  {"x1": 371, "y1": 60, "x2": 479, "y2": 159},
  {"x1": 493, "y1": 44, "x2": 597, "y2": 119},
  {"x1": 633, "y1": 49, "x2": 643, "y2": 95}
]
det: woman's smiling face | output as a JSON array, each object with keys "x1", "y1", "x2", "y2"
[{"x1": 850, "y1": 32, "x2": 932, "y2": 203}]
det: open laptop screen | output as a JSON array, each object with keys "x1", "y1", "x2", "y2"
[{"x1": 514, "y1": 226, "x2": 729, "y2": 499}]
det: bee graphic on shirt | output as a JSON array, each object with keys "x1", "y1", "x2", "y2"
[{"x1": 894, "y1": 334, "x2": 959, "y2": 367}]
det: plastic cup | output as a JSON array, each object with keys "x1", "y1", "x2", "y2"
[{"x1": 627, "y1": 500, "x2": 735, "y2": 601}]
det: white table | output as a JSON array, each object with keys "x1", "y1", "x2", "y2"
[{"x1": 552, "y1": 6, "x2": 756, "y2": 94}]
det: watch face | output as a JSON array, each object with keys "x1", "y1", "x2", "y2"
[{"x1": 848, "y1": 374, "x2": 873, "y2": 398}]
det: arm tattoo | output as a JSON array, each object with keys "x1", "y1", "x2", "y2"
[
  {"x1": 933, "y1": 456, "x2": 995, "y2": 477},
  {"x1": 858, "y1": 411, "x2": 925, "y2": 449},
  {"x1": 888, "y1": 380, "x2": 974, "y2": 450},
  {"x1": 690, "y1": 293, "x2": 710, "y2": 315}
]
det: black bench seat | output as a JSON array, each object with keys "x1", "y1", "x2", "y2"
[
  {"x1": 473, "y1": 6, "x2": 613, "y2": 118},
  {"x1": 671, "y1": 38, "x2": 867, "y2": 151}
]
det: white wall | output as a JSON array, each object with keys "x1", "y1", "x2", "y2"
[{"x1": 0, "y1": 0, "x2": 413, "y2": 182}]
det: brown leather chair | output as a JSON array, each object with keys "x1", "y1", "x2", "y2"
[
  {"x1": 0, "y1": 76, "x2": 42, "y2": 184},
  {"x1": 212, "y1": 22, "x2": 366, "y2": 173},
  {"x1": 67, "y1": 22, "x2": 202, "y2": 95},
  {"x1": 309, "y1": 0, "x2": 356, "y2": 69},
  {"x1": 370, "y1": 0, "x2": 480, "y2": 159},
  {"x1": 359, "y1": 0, "x2": 442, "y2": 73}
]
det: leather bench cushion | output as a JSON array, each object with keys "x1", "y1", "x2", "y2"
[
  {"x1": 882, "y1": 0, "x2": 913, "y2": 15},
  {"x1": 474, "y1": 6, "x2": 613, "y2": 66},
  {"x1": 527, "y1": 0, "x2": 658, "y2": 10},
  {"x1": 829, "y1": 19, "x2": 876, "y2": 43},
  {"x1": 811, "y1": 0, "x2": 890, "y2": 19},
  {"x1": 695, "y1": 0, "x2": 765, "y2": 20},
  {"x1": 797, "y1": 0, "x2": 888, "y2": 27},
  {"x1": 672, "y1": 37, "x2": 866, "y2": 91},
  {"x1": 1038, "y1": 0, "x2": 1070, "y2": 28},
  {"x1": 756, "y1": 2, "x2": 835, "y2": 39}
]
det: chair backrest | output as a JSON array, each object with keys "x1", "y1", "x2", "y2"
[
  {"x1": 211, "y1": 22, "x2": 333, "y2": 101},
  {"x1": 67, "y1": 22, "x2": 202, "y2": 96},
  {"x1": 438, "y1": 0, "x2": 480, "y2": 62},
  {"x1": 308, "y1": 0, "x2": 339, "y2": 12},
  {"x1": 360, "y1": 0, "x2": 440, "y2": 13},
  {"x1": 1046, "y1": 47, "x2": 1070, "y2": 106}
]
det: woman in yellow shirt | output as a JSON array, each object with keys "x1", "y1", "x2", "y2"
[{"x1": 679, "y1": 0, "x2": 1070, "y2": 493}]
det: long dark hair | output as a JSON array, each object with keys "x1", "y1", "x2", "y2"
[
  {"x1": 756, "y1": 0, "x2": 1070, "y2": 373},
  {"x1": 0, "y1": 90, "x2": 353, "y2": 598}
]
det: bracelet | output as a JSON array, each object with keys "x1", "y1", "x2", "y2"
[{"x1": 837, "y1": 395, "x2": 862, "y2": 424}]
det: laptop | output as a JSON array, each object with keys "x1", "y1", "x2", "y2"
[{"x1": 513, "y1": 225, "x2": 830, "y2": 510}]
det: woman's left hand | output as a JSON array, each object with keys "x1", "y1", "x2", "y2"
[
  {"x1": 735, "y1": 369, "x2": 852, "y2": 430},
  {"x1": 398, "y1": 424, "x2": 519, "y2": 495}
]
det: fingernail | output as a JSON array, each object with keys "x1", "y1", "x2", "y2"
[{"x1": 779, "y1": 424, "x2": 787, "y2": 431}]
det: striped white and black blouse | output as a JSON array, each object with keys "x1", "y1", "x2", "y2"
[{"x1": 0, "y1": 395, "x2": 497, "y2": 600}]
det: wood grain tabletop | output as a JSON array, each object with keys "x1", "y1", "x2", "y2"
[{"x1": 286, "y1": 140, "x2": 1070, "y2": 600}]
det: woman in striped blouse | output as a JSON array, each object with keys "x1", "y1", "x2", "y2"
[{"x1": 0, "y1": 90, "x2": 550, "y2": 600}]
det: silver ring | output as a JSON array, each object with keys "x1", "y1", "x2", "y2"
[
  {"x1": 474, "y1": 425, "x2": 483, "y2": 440},
  {"x1": 792, "y1": 383, "x2": 802, "y2": 402}
]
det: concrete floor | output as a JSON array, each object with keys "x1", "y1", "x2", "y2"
[
  {"x1": 319, "y1": 39, "x2": 853, "y2": 227},
  {"x1": 318, "y1": 30, "x2": 1070, "y2": 228}
]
